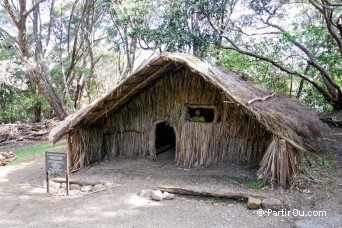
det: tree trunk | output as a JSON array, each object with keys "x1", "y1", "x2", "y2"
[
  {"x1": 34, "y1": 100, "x2": 42, "y2": 123},
  {"x1": 2, "y1": 0, "x2": 69, "y2": 120},
  {"x1": 30, "y1": 66, "x2": 68, "y2": 119}
]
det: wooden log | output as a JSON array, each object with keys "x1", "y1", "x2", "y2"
[
  {"x1": 0, "y1": 153, "x2": 17, "y2": 165},
  {"x1": 156, "y1": 186, "x2": 265, "y2": 200},
  {"x1": 50, "y1": 178, "x2": 107, "y2": 186},
  {"x1": 320, "y1": 118, "x2": 342, "y2": 127},
  {"x1": 84, "y1": 185, "x2": 117, "y2": 196}
]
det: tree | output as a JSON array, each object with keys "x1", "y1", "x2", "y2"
[
  {"x1": 136, "y1": 0, "x2": 216, "y2": 58},
  {"x1": 0, "y1": 0, "x2": 68, "y2": 119},
  {"x1": 204, "y1": 0, "x2": 342, "y2": 110},
  {"x1": 51, "y1": 0, "x2": 109, "y2": 109}
]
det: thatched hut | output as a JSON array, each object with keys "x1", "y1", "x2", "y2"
[{"x1": 49, "y1": 53, "x2": 329, "y2": 188}]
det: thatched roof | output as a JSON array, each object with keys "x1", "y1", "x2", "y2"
[{"x1": 49, "y1": 52, "x2": 329, "y2": 152}]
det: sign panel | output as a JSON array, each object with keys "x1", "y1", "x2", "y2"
[{"x1": 45, "y1": 152, "x2": 67, "y2": 173}]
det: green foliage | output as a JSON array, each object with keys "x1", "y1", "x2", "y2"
[
  {"x1": 305, "y1": 153, "x2": 334, "y2": 173},
  {"x1": 244, "y1": 178, "x2": 263, "y2": 190},
  {"x1": 218, "y1": 49, "x2": 290, "y2": 93},
  {"x1": 300, "y1": 148, "x2": 336, "y2": 188},
  {"x1": 0, "y1": 42, "x2": 16, "y2": 60},
  {"x1": 0, "y1": 88, "x2": 51, "y2": 123},
  {"x1": 0, "y1": 0, "x2": 340, "y2": 115},
  {"x1": 222, "y1": 176, "x2": 263, "y2": 190},
  {"x1": 206, "y1": 198, "x2": 221, "y2": 204}
]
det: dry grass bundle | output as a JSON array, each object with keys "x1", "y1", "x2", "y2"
[{"x1": 257, "y1": 137, "x2": 298, "y2": 188}]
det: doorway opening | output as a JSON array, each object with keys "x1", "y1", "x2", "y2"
[{"x1": 155, "y1": 122, "x2": 175, "y2": 159}]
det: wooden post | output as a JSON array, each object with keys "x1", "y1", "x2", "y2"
[
  {"x1": 46, "y1": 172, "x2": 50, "y2": 193},
  {"x1": 66, "y1": 172, "x2": 69, "y2": 195},
  {"x1": 66, "y1": 152, "x2": 70, "y2": 195}
]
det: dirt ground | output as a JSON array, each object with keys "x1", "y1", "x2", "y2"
[{"x1": 0, "y1": 140, "x2": 341, "y2": 228}]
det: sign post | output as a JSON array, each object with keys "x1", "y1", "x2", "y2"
[{"x1": 45, "y1": 152, "x2": 69, "y2": 195}]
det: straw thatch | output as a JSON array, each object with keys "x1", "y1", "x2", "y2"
[{"x1": 49, "y1": 52, "x2": 329, "y2": 188}]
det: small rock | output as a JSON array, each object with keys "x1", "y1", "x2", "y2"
[
  {"x1": 162, "y1": 192, "x2": 175, "y2": 200},
  {"x1": 93, "y1": 184, "x2": 106, "y2": 191},
  {"x1": 261, "y1": 198, "x2": 283, "y2": 211},
  {"x1": 139, "y1": 189, "x2": 153, "y2": 199},
  {"x1": 104, "y1": 181, "x2": 113, "y2": 187},
  {"x1": 81, "y1": 185, "x2": 93, "y2": 192},
  {"x1": 70, "y1": 184, "x2": 81, "y2": 190},
  {"x1": 151, "y1": 190, "x2": 163, "y2": 201},
  {"x1": 302, "y1": 189, "x2": 312, "y2": 194},
  {"x1": 247, "y1": 197, "x2": 261, "y2": 209}
]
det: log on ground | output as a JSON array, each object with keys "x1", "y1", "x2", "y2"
[
  {"x1": 50, "y1": 178, "x2": 108, "y2": 186},
  {"x1": 156, "y1": 186, "x2": 266, "y2": 200}
]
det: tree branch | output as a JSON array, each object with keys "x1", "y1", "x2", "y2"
[
  {"x1": 263, "y1": 19, "x2": 340, "y2": 94},
  {"x1": 0, "y1": 26, "x2": 19, "y2": 47},
  {"x1": 1, "y1": 0, "x2": 19, "y2": 26},
  {"x1": 44, "y1": 0, "x2": 55, "y2": 54},
  {"x1": 309, "y1": 0, "x2": 342, "y2": 58},
  {"x1": 24, "y1": 0, "x2": 45, "y2": 18},
  {"x1": 207, "y1": 13, "x2": 335, "y2": 101}
]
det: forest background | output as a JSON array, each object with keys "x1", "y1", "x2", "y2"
[{"x1": 0, "y1": 0, "x2": 341, "y2": 123}]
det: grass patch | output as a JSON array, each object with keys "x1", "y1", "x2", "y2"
[
  {"x1": 222, "y1": 176, "x2": 263, "y2": 190},
  {"x1": 206, "y1": 198, "x2": 221, "y2": 204},
  {"x1": 13, "y1": 140, "x2": 67, "y2": 164},
  {"x1": 244, "y1": 178, "x2": 263, "y2": 190},
  {"x1": 300, "y1": 150, "x2": 337, "y2": 187}
]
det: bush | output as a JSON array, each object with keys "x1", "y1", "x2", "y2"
[{"x1": 0, "y1": 87, "x2": 52, "y2": 123}]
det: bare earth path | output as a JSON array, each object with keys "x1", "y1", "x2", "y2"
[{"x1": 0, "y1": 142, "x2": 341, "y2": 228}]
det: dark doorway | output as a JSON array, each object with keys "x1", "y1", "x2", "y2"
[{"x1": 155, "y1": 122, "x2": 175, "y2": 157}]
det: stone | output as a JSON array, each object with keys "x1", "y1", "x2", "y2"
[
  {"x1": 247, "y1": 197, "x2": 261, "y2": 209},
  {"x1": 139, "y1": 189, "x2": 153, "y2": 199},
  {"x1": 0, "y1": 154, "x2": 5, "y2": 160},
  {"x1": 162, "y1": 192, "x2": 175, "y2": 200},
  {"x1": 81, "y1": 185, "x2": 93, "y2": 192},
  {"x1": 60, "y1": 183, "x2": 66, "y2": 188},
  {"x1": 261, "y1": 198, "x2": 283, "y2": 211},
  {"x1": 104, "y1": 181, "x2": 113, "y2": 187},
  {"x1": 93, "y1": 184, "x2": 106, "y2": 191},
  {"x1": 70, "y1": 184, "x2": 81, "y2": 190},
  {"x1": 151, "y1": 190, "x2": 163, "y2": 201},
  {"x1": 302, "y1": 189, "x2": 312, "y2": 194}
]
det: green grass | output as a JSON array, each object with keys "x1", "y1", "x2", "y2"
[
  {"x1": 222, "y1": 176, "x2": 263, "y2": 190},
  {"x1": 244, "y1": 178, "x2": 263, "y2": 190},
  {"x1": 206, "y1": 198, "x2": 221, "y2": 204},
  {"x1": 301, "y1": 150, "x2": 337, "y2": 187},
  {"x1": 13, "y1": 140, "x2": 67, "y2": 164}
]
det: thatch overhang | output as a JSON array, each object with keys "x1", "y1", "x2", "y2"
[{"x1": 49, "y1": 52, "x2": 328, "y2": 153}]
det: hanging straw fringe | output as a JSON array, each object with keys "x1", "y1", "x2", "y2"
[{"x1": 257, "y1": 137, "x2": 298, "y2": 188}]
